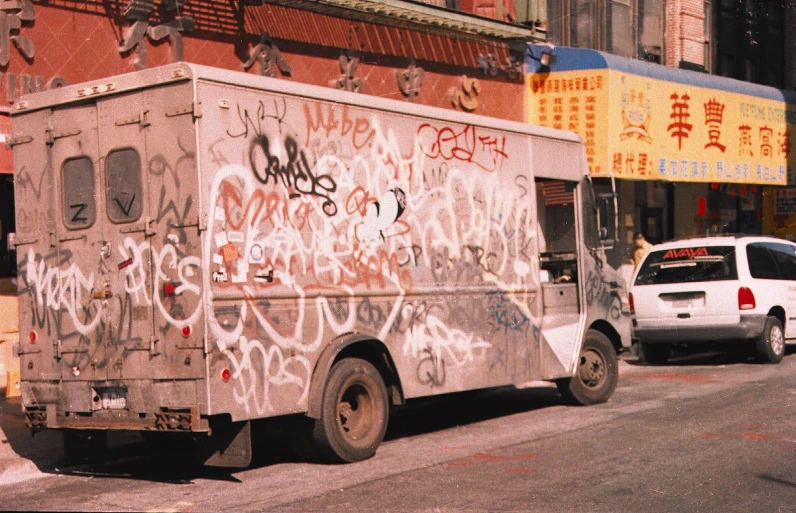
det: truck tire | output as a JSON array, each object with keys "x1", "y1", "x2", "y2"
[
  {"x1": 312, "y1": 358, "x2": 389, "y2": 463},
  {"x1": 63, "y1": 429, "x2": 108, "y2": 465},
  {"x1": 756, "y1": 316, "x2": 785, "y2": 364},
  {"x1": 641, "y1": 343, "x2": 672, "y2": 365},
  {"x1": 556, "y1": 330, "x2": 618, "y2": 405}
]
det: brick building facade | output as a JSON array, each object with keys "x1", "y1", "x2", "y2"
[{"x1": 0, "y1": 0, "x2": 540, "y2": 277}]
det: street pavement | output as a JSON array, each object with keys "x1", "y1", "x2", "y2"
[{"x1": 1, "y1": 348, "x2": 795, "y2": 512}]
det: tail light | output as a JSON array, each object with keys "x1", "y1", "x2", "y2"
[
  {"x1": 628, "y1": 293, "x2": 635, "y2": 315},
  {"x1": 738, "y1": 287, "x2": 756, "y2": 310}
]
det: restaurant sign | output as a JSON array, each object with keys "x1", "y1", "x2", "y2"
[{"x1": 526, "y1": 52, "x2": 794, "y2": 186}]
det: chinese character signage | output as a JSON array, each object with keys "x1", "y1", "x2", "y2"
[
  {"x1": 773, "y1": 189, "x2": 796, "y2": 215},
  {"x1": 526, "y1": 64, "x2": 794, "y2": 186}
]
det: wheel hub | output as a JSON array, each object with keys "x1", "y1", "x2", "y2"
[
  {"x1": 771, "y1": 325, "x2": 785, "y2": 355},
  {"x1": 337, "y1": 383, "x2": 373, "y2": 440},
  {"x1": 579, "y1": 349, "x2": 606, "y2": 388}
]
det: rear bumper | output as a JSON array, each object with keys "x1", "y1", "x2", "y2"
[
  {"x1": 24, "y1": 403, "x2": 208, "y2": 432},
  {"x1": 21, "y1": 379, "x2": 209, "y2": 432},
  {"x1": 634, "y1": 314, "x2": 768, "y2": 344}
]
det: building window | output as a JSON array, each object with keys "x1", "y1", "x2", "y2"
[
  {"x1": 639, "y1": 0, "x2": 663, "y2": 63},
  {"x1": 704, "y1": 1, "x2": 712, "y2": 72},
  {"x1": 546, "y1": 0, "x2": 663, "y2": 62},
  {"x1": 609, "y1": 0, "x2": 634, "y2": 57}
]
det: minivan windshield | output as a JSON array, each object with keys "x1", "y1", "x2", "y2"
[{"x1": 634, "y1": 246, "x2": 738, "y2": 285}]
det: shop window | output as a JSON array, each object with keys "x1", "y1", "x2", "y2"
[
  {"x1": 62, "y1": 156, "x2": 96, "y2": 230},
  {"x1": 106, "y1": 148, "x2": 142, "y2": 223}
]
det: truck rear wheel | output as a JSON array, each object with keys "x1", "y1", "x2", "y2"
[
  {"x1": 756, "y1": 316, "x2": 785, "y2": 364},
  {"x1": 556, "y1": 330, "x2": 618, "y2": 405},
  {"x1": 63, "y1": 429, "x2": 108, "y2": 465},
  {"x1": 312, "y1": 358, "x2": 389, "y2": 463},
  {"x1": 641, "y1": 343, "x2": 672, "y2": 365}
]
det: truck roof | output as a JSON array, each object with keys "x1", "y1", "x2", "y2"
[{"x1": 11, "y1": 62, "x2": 582, "y2": 146}]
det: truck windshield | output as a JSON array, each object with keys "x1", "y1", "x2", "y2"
[{"x1": 635, "y1": 246, "x2": 738, "y2": 285}]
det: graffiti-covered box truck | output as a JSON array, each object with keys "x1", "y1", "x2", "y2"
[{"x1": 12, "y1": 63, "x2": 631, "y2": 466}]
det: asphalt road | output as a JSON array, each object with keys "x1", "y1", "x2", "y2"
[{"x1": 2, "y1": 348, "x2": 796, "y2": 512}]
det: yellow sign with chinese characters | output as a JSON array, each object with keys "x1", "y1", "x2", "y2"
[{"x1": 526, "y1": 68, "x2": 795, "y2": 185}]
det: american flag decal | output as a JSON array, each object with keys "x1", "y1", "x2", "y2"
[{"x1": 542, "y1": 180, "x2": 575, "y2": 206}]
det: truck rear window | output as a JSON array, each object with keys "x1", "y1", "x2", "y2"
[
  {"x1": 62, "y1": 156, "x2": 96, "y2": 229},
  {"x1": 106, "y1": 148, "x2": 142, "y2": 223},
  {"x1": 634, "y1": 246, "x2": 738, "y2": 285}
]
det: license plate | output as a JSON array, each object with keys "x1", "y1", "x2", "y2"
[
  {"x1": 673, "y1": 299, "x2": 691, "y2": 308},
  {"x1": 91, "y1": 386, "x2": 128, "y2": 410}
]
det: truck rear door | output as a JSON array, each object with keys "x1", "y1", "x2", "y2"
[
  {"x1": 95, "y1": 91, "x2": 158, "y2": 380},
  {"x1": 96, "y1": 82, "x2": 203, "y2": 381},
  {"x1": 15, "y1": 107, "x2": 67, "y2": 382}
]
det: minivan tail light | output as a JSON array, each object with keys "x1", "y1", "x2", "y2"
[
  {"x1": 628, "y1": 292, "x2": 635, "y2": 315},
  {"x1": 738, "y1": 287, "x2": 756, "y2": 310}
]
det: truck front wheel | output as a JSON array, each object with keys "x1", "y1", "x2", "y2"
[
  {"x1": 312, "y1": 358, "x2": 389, "y2": 463},
  {"x1": 556, "y1": 330, "x2": 618, "y2": 405}
]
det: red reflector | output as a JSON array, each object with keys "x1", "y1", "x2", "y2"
[
  {"x1": 181, "y1": 325, "x2": 192, "y2": 338},
  {"x1": 221, "y1": 369, "x2": 231, "y2": 382},
  {"x1": 29, "y1": 331, "x2": 37, "y2": 343},
  {"x1": 628, "y1": 292, "x2": 635, "y2": 315},
  {"x1": 738, "y1": 287, "x2": 756, "y2": 310}
]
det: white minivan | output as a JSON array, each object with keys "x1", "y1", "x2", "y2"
[{"x1": 631, "y1": 236, "x2": 796, "y2": 365}]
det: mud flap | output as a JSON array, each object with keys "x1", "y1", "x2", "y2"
[{"x1": 199, "y1": 416, "x2": 252, "y2": 468}]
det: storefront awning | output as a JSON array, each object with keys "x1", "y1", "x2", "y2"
[
  {"x1": 525, "y1": 47, "x2": 796, "y2": 186},
  {"x1": 263, "y1": 0, "x2": 540, "y2": 40}
]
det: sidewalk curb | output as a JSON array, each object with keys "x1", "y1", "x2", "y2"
[
  {"x1": 0, "y1": 455, "x2": 44, "y2": 486},
  {"x1": 0, "y1": 391, "x2": 46, "y2": 487}
]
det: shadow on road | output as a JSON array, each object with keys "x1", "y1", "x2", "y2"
[
  {"x1": 757, "y1": 473, "x2": 796, "y2": 488},
  {"x1": 623, "y1": 344, "x2": 796, "y2": 367},
  {"x1": 384, "y1": 385, "x2": 563, "y2": 442},
  {"x1": 1, "y1": 384, "x2": 566, "y2": 484}
]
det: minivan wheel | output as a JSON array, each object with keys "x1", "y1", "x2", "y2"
[
  {"x1": 641, "y1": 343, "x2": 672, "y2": 365},
  {"x1": 756, "y1": 316, "x2": 785, "y2": 364}
]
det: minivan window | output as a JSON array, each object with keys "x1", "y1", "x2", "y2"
[
  {"x1": 768, "y1": 243, "x2": 796, "y2": 280},
  {"x1": 746, "y1": 244, "x2": 781, "y2": 280},
  {"x1": 62, "y1": 157, "x2": 96, "y2": 229},
  {"x1": 106, "y1": 148, "x2": 142, "y2": 223},
  {"x1": 634, "y1": 246, "x2": 738, "y2": 285}
]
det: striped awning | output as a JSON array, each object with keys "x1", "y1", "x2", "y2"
[{"x1": 263, "y1": 0, "x2": 539, "y2": 39}]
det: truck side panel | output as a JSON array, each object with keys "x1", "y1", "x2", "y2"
[{"x1": 196, "y1": 81, "x2": 546, "y2": 420}]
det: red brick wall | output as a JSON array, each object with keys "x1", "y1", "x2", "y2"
[
  {"x1": 1, "y1": 4, "x2": 522, "y2": 116},
  {"x1": 665, "y1": 0, "x2": 705, "y2": 68},
  {"x1": 0, "y1": 3, "x2": 526, "y2": 173}
]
